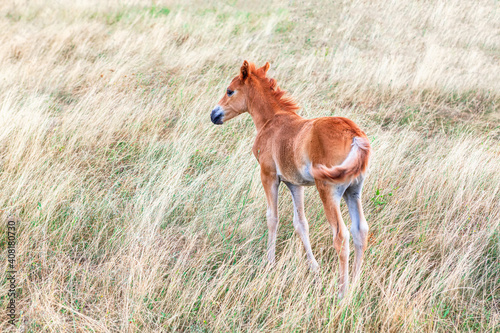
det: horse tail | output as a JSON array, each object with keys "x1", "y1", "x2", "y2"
[{"x1": 311, "y1": 136, "x2": 371, "y2": 183}]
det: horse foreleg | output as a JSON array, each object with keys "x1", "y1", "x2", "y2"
[{"x1": 261, "y1": 169, "x2": 280, "y2": 265}]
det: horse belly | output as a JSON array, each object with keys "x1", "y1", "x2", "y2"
[{"x1": 277, "y1": 163, "x2": 315, "y2": 186}]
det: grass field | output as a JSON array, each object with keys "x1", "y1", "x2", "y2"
[{"x1": 0, "y1": 0, "x2": 499, "y2": 331}]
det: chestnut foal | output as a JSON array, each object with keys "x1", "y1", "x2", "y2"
[{"x1": 210, "y1": 61, "x2": 371, "y2": 299}]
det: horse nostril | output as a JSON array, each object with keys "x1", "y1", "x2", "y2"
[
  {"x1": 210, "y1": 108, "x2": 224, "y2": 125},
  {"x1": 211, "y1": 114, "x2": 223, "y2": 125}
]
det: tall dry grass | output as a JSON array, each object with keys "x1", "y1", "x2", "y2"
[{"x1": 0, "y1": 0, "x2": 499, "y2": 331}]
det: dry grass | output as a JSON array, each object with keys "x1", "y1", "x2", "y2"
[{"x1": 0, "y1": 0, "x2": 499, "y2": 331}]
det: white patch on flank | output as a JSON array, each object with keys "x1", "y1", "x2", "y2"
[
  {"x1": 302, "y1": 162, "x2": 315, "y2": 183},
  {"x1": 275, "y1": 164, "x2": 282, "y2": 177}
]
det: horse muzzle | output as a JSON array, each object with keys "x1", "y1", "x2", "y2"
[{"x1": 210, "y1": 106, "x2": 224, "y2": 125}]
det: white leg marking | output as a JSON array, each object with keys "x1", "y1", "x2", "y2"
[{"x1": 344, "y1": 178, "x2": 368, "y2": 280}]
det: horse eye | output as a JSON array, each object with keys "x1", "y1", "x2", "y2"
[{"x1": 227, "y1": 89, "x2": 234, "y2": 97}]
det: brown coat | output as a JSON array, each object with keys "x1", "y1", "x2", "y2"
[{"x1": 210, "y1": 61, "x2": 372, "y2": 300}]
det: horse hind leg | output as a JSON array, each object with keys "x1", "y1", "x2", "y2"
[
  {"x1": 343, "y1": 177, "x2": 369, "y2": 281},
  {"x1": 316, "y1": 181, "x2": 350, "y2": 300},
  {"x1": 284, "y1": 182, "x2": 319, "y2": 271}
]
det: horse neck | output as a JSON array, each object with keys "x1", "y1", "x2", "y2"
[{"x1": 247, "y1": 89, "x2": 290, "y2": 131}]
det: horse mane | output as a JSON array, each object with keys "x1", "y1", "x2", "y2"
[
  {"x1": 266, "y1": 77, "x2": 300, "y2": 112},
  {"x1": 249, "y1": 63, "x2": 300, "y2": 113}
]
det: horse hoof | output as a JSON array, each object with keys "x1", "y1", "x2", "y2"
[{"x1": 309, "y1": 260, "x2": 320, "y2": 272}]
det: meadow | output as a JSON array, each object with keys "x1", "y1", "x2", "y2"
[{"x1": 0, "y1": 0, "x2": 499, "y2": 331}]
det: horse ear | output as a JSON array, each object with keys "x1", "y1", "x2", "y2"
[
  {"x1": 261, "y1": 62, "x2": 270, "y2": 75},
  {"x1": 240, "y1": 60, "x2": 250, "y2": 81}
]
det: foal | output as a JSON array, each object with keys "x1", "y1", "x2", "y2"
[{"x1": 210, "y1": 61, "x2": 371, "y2": 299}]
